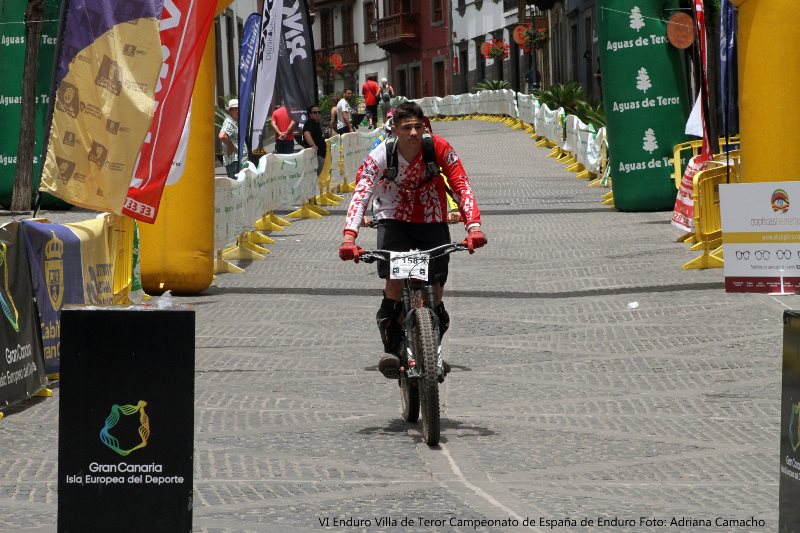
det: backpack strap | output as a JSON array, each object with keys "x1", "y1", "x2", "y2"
[
  {"x1": 385, "y1": 135, "x2": 399, "y2": 180},
  {"x1": 421, "y1": 132, "x2": 440, "y2": 178}
]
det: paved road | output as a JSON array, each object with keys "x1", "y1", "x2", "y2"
[{"x1": 0, "y1": 120, "x2": 784, "y2": 532}]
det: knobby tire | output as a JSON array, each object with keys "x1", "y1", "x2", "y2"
[
  {"x1": 414, "y1": 307, "x2": 440, "y2": 445},
  {"x1": 399, "y1": 339, "x2": 420, "y2": 422}
]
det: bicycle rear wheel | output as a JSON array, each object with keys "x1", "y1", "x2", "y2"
[
  {"x1": 398, "y1": 338, "x2": 420, "y2": 422},
  {"x1": 414, "y1": 307, "x2": 440, "y2": 445}
]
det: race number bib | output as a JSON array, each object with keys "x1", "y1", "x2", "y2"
[{"x1": 389, "y1": 251, "x2": 430, "y2": 281}]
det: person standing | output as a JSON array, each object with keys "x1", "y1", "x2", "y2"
[
  {"x1": 271, "y1": 103, "x2": 296, "y2": 154},
  {"x1": 335, "y1": 89, "x2": 354, "y2": 135},
  {"x1": 378, "y1": 77, "x2": 395, "y2": 123},
  {"x1": 362, "y1": 75, "x2": 380, "y2": 129},
  {"x1": 302, "y1": 104, "x2": 326, "y2": 176},
  {"x1": 218, "y1": 99, "x2": 241, "y2": 179}
]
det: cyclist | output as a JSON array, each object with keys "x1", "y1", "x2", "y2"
[{"x1": 338, "y1": 101, "x2": 487, "y2": 374}]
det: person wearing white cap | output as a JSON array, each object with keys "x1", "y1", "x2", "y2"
[
  {"x1": 378, "y1": 77, "x2": 395, "y2": 124},
  {"x1": 219, "y1": 98, "x2": 241, "y2": 179}
]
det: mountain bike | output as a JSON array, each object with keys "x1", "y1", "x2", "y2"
[{"x1": 359, "y1": 242, "x2": 467, "y2": 446}]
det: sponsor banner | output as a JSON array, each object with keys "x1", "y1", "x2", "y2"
[
  {"x1": 0, "y1": 0, "x2": 63, "y2": 209},
  {"x1": 720, "y1": 182, "x2": 800, "y2": 293},
  {"x1": 58, "y1": 308, "x2": 195, "y2": 532},
  {"x1": 238, "y1": 13, "x2": 261, "y2": 166},
  {"x1": 597, "y1": 0, "x2": 690, "y2": 211},
  {"x1": 21, "y1": 220, "x2": 85, "y2": 374},
  {"x1": 123, "y1": 0, "x2": 216, "y2": 224},
  {"x1": 40, "y1": 0, "x2": 164, "y2": 214},
  {"x1": 276, "y1": 0, "x2": 317, "y2": 128},
  {"x1": 781, "y1": 311, "x2": 800, "y2": 530},
  {"x1": 66, "y1": 218, "x2": 114, "y2": 305},
  {"x1": 251, "y1": 0, "x2": 284, "y2": 150},
  {"x1": 0, "y1": 222, "x2": 48, "y2": 407}
]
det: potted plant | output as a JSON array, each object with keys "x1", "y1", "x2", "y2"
[
  {"x1": 522, "y1": 26, "x2": 548, "y2": 52},
  {"x1": 483, "y1": 39, "x2": 510, "y2": 61}
]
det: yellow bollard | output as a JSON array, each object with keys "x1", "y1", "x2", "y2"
[
  {"x1": 138, "y1": 2, "x2": 235, "y2": 294},
  {"x1": 731, "y1": 0, "x2": 800, "y2": 182}
]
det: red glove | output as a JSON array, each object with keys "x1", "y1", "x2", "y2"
[
  {"x1": 339, "y1": 242, "x2": 363, "y2": 262},
  {"x1": 462, "y1": 229, "x2": 487, "y2": 254}
]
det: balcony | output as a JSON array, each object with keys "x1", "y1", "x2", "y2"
[
  {"x1": 316, "y1": 42, "x2": 359, "y2": 70},
  {"x1": 376, "y1": 12, "x2": 420, "y2": 53}
]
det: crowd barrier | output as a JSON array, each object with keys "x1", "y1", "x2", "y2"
[{"x1": 1, "y1": 88, "x2": 740, "y2": 415}]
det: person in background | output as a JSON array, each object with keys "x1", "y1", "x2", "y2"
[
  {"x1": 302, "y1": 104, "x2": 326, "y2": 176},
  {"x1": 335, "y1": 89, "x2": 354, "y2": 135},
  {"x1": 218, "y1": 98, "x2": 241, "y2": 179},
  {"x1": 328, "y1": 92, "x2": 340, "y2": 138},
  {"x1": 271, "y1": 103, "x2": 296, "y2": 154},
  {"x1": 378, "y1": 77, "x2": 395, "y2": 124},
  {"x1": 362, "y1": 75, "x2": 380, "y2": 129}
]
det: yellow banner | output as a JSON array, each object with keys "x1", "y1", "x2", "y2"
[
  {"x1": 65, "y1": 218, "x2": 114, "y2": 305},
  {"x1": 723, "y1": 231, "x2": 800, "y2": 244},
  {"x1": 40, "y1": 20, "x2": 162, "y2": 214}
]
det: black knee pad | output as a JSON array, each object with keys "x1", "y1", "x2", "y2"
[
  {"x1": 376, "y1": 298, "x2": 403, "y2": 353},
  {"x1": 435, "y1": 302, "x2": 449, "y2": 339}
]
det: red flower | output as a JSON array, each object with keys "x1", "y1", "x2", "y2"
[{"x1": 484, "y1": 39, "x2": 510, "y2": 60}]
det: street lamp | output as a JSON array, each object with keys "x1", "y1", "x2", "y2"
[{"x1": 369, "y1": 17, "x2": 378, "y2": 39}]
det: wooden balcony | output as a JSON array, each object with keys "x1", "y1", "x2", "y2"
[
  {"x1": 376, "y1": 12, "x2": 420, "y2": 53},
  {"x1": 316, "y1": 42, "x2": 359, "y2": 70}
]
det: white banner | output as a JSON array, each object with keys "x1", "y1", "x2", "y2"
[{"x1": 251, "y1": 0, "x2": 285, "y2": 150}]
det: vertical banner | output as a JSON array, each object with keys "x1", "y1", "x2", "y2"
[
  {"x1": 781, "y1": 311, "x2": 800, "y2": 531},
  {"x1": 719, "y1": 0, "x2": 738, "y2": 137},
  {"x1": 39, "y1": 0, "x2": 165, "y2": 214},
  {"x1": 58, "y1": 308, "x2": 195, "y2": 533},
  {"x1": 0, "y1": 0, "x2": 64, "y2": 209},
  {"x1": 597, "y1": 0, "x2": 691, "y2": 211},
  {"x1": 122, "y1": 0, "x2": 216, "y2": 224},
  {"x1": 276, "y1": 0, "x2": 317, "y2": 128},
  {"x1": 250, "y1": 0, "x2": 284, "y2": 150},
  {"x1": 0, "y1": 222, "x2": 48, "y2": 408},
  {"x1": 238, "y1": 12, "x2": 261, "y2": 166}
]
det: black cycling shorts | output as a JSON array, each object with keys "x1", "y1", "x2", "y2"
[{"x1": 376, "y1": 220, "x2": 451, "y2": 285}]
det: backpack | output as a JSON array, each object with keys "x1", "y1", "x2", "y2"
[
  {"x1": 384, "y1": 131, "x2": 441, "y2": 182},
  {"x1": 380, "y1": 88, "x2": 391, "y2": 102}
]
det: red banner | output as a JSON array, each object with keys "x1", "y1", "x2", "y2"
[{"x1": 122, "y1": 0, "x2": 215, "y2": 223}]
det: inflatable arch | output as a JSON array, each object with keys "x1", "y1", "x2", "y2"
[
  {"x1": 730, "y1": 0, "x2": 799, "y2": 183},
  {"x1": 139, "y1": 0, "x2": 235, "y2": 294}
]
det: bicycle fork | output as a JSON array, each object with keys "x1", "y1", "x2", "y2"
[{"x1": 401, "y1": 285, "x2": 444, "y2": 381}]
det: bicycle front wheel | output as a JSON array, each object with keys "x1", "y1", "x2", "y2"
[{"x1": 413, "y1": 307, "x2": 440, "y2": 445}]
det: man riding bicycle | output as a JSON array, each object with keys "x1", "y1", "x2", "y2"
[{"x1": 338, "y1": 101, "x2": 487, "y2": 374}]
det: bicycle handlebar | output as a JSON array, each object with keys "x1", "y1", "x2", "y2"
[{"x1": 359, "y1": 242, "x2": 468, "y2": 264}]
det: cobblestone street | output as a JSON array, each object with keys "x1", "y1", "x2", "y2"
[{"x1": 0, "y1": 119, "x2": 783, "y2": 532}]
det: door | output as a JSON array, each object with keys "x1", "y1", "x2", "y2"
[{"x1": 434, "y1": 60, "x2": 446, "y2": 97}]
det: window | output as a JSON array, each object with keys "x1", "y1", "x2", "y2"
[
  {"x1": 431, "y1": 0, "x2": 443, "y2": 24},
  {"x1": 321, "y1": 9, "x2": 334, "y2": 48},
  {"x1": 225, "y1": 9, "x2": 236, "y2": 94},
  {"x1": 214, "y1": 17, "x2": 224, "y2": 103},
  {"x1": 364, "y1": 1, "x2": 377, "y2": 42},
  {"x1": 342, "y1": 3, "x2": 354, "y2": 44}
]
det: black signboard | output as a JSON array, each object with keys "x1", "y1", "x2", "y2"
[
  {"x1": 58, "y1": 307, "x2": 195, "y2": 533},
  {"x1": 0, "y1": 221, "x2": 48, "y2": 408},
  {"x1": 781, "y1": 311, "x2": 800, "y2": 532}
]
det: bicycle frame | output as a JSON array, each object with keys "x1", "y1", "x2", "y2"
[{"x1": 361, "y1": 242, "x2": 465, "y2": 381}]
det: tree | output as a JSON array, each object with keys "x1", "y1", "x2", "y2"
[
  {"x1": 643, "y1": 128, "x2": 658, "y2": 154},
  {"x1": 12, "y1": 0, "x2": 45, "y2": 212},
  {"x1": 636, "y1": 67, "x2": 652, "y2": 92},
  {"x1": 630, "y1": 6, "x2": 646, "y2": 32}
]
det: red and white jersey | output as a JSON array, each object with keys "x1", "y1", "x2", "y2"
[{"x1": 343, "y1": 135, "x2": 481, "y2": 235}]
